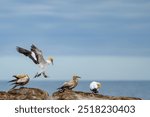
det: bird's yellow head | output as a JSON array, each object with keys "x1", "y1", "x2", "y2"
[
  {"x1": 73, "y1": 75, "x2": 81, "y2": 81},
  {"x1": 26, "y1": 74, "x2": 30, "y2": 78},
  {"x1": 13, "y1": 74, "x2": 30, "y2": 79},
  {"x1": 47, "y1": 57, "x2": 54, "y2": 65},
  {"x1": 97, "y1": 82, "x2": 101, "y2": 88}
]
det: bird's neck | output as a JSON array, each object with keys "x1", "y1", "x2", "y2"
[
  {"x1": 46, "y1": 59, "x2": 51, "y2": 64},
  {"x1": 73, "y1": 79, "x2": 78, "y2": 83}
]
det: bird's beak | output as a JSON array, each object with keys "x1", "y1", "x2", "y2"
[
  {"x1": 78, "y1": 76, "x2": 81, "y2": 79},
  {"x1": 51, "y1": 60, "x2": 54, "y2": 65}
]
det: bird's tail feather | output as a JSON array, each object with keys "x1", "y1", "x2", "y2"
[{"x1": 8, "y1": 79, "x2": 17, "y2": 83}]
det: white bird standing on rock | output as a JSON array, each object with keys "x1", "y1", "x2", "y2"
[
  {"x1": 9, "y1": 74, "x2": 30, "y2": 89},
  {"x1": 16, "y1": 44, "x2": 54, "y2": 78},
  {"x1": 90, "y1": 81, "x2": 101, "y2": 94},
  {"x1": 57, "y1": 75, "x2": 81, "y2": 92}
]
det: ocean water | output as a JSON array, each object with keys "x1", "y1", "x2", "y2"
[{"x1": 0, "y1": 80, "x2": 150, "y2": 100}]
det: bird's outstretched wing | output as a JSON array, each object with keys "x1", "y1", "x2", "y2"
[
  {"x1": 31, "y1": 44, "x2": 42, "y2": 55},
  {"x1": 16, "y1": 46, "x2": 38, "y2": 64},
  {"x1": 31, "y1": 44, "x2": 46, "y2": 64}
]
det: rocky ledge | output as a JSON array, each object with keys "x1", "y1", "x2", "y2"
[
  {"x1": 0, "y1": 87, "x2": 49, "y2": 100},
  {"x1": 0, "y1": 88, "x2": 142, "y2": 100},
  {"x1": 51, "y1": 89, "x2": 142, "y2": 100}
]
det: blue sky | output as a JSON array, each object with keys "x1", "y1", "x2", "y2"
[{"x1": 0, "y1": 0, "x2": 150, "y2": 80}]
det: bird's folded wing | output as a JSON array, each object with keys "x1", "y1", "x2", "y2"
[
  {"x1": 16, "y1": 74, "x2": 27, "y2": 78},
  {"x1": 17, "y1": 78, "x2": 28, "y2": 83}
]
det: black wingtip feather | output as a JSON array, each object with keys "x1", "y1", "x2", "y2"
[
  {"x1": 16, "y1": 46, "x2": 31, "y2": 56},
  {"x1": 9, "y1": 78, "x2": 17, "y2": 82},
  {"x1": 31, "y1": 44, "x2": 37, "y2": 50}
]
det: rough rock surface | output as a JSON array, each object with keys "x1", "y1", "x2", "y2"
[
  {"x1": 0, "y1": 87, "x2": 49, "y2": 100},
  {"x1": 0, "y1": 88, "x2": 142, "y2": 100},
  {"x1": 52, "y1": 89, "x2": 142, "y2": 100}
]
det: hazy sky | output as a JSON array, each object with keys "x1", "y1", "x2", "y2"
[{"x1": 0, "y1": 0, "x2": 150, "y2": 80}]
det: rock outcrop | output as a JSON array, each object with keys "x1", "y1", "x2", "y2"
[
  {"x1": 52, "y1": 89, "x2": 142, "y2": 100},
  {"x1": 0, "y1": 87, "x2": 49, "y2": 100},
  {"x1": 0, "y1": 88, "x2": 142, "y2": 100}
]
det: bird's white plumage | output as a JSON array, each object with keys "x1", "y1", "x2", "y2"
[
  {"x1": 31, "y1": 51, "x2": 37, "y2": 61},
  {"x1": 17, "y1": 77, "x2": 29, "y2": 83},
  {"x1": 90, "y1": 81, "x2": 101, "y2": 90}
]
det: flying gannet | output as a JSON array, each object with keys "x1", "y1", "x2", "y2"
[
  {"x1": 57, "y1": 75, "x2": 81, "y2": 92},
  {"x1": 16, "y1": 44, "x2": 54, "y2": 78},
  {"x1": 90, "y1": 81, "x2": 101, "y2": 94},
  {"x1": 9, "y1": 74, "x2": 30, "y2": 89}
]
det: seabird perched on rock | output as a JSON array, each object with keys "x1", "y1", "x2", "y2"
[
  {"x1": 57, "y1": 75, "x2": 81, "y2": 92},
  {"x1": 9, "y1": 74, "x2": 30, "y2": 89},
  {"x1": 16, "y1": 44, "x2": 54, "y2": 78},
  {"x1": 90, "y1": 81, "x2": 101, "y2": 94}
]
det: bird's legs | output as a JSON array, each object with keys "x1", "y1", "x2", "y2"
[
  {"x1": 34, "y1": 72, "x2": 48, "y2": 78},
  {"x1": 43, "y1": 72, "x2": 48, "y2": 78},
  {"x1": 10, "y1": 84, "x2": 19, "y2": 90},
  {"x1": 34, "y1": 72, "x2": 42, "y2": 78}
]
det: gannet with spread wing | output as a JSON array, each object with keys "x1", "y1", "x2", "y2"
[{"x1": 16, "y1": 44, "x2": 53, "y2": 78}]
